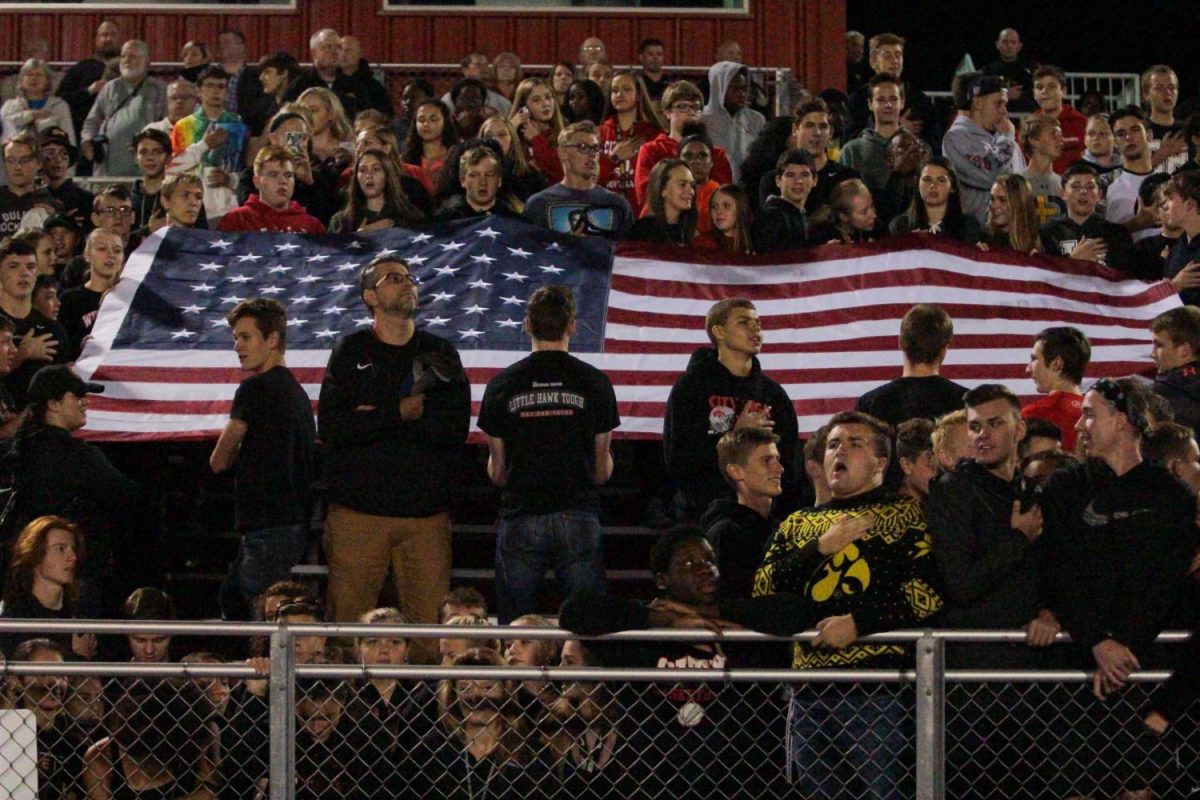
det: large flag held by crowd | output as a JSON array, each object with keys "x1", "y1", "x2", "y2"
[{"x1": 75, "y1": 219, "x2": 1181, "y2": 442}]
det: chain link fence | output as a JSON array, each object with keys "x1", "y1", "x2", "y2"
[{"x1": 0, "y1": 622, "x2": 1194, "y2": 799}]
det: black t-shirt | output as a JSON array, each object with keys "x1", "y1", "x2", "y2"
[
  {"x1": 855, "y1": 375, "x2": 969, "y2": 428},
  {"x1": 478, "y1": 350, "x2": 619, "y2": 517},
  {"x1": 641, "y1": 73, "x2": 673, "y2": 102},
  {"x1": 58, "y1": 285, "x2": 102, "y2": 360},
  {"x1": 1148, "y1": 119, "x2": 1192, "y2": 175},
  {"x1": 0, "y1": 307, "x2": 71, "y2": 407},
  {"x1": 229, "y1": 365, "x2": 317, "y2": 531},
  {"x1": 0, "y1": 187, "x2": 60, "y2": 237}
]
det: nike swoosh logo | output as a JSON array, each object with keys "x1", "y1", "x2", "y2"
[{"x1": 356, "y1": 362, "x2": 371, "y2": 370}]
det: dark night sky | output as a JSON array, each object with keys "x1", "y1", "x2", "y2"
[{"x1": 846, "y1": 2, "x2": 1200, "y2": 96}]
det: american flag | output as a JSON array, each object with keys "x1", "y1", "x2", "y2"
[{"x1": 76, "y1": 221, "x2": 1180, "y2": 441}]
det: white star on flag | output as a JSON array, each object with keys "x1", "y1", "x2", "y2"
[
  {"x1": 209, "y1": 318, "x2": 229, "y2": 327},
  {"x1": 496, "y1": 318, "x2": 522, "y2": 328},
  {"x1": 274, "y1": 242, "x2": 301, "y2": 252},
  {"x1": 501, "y1": 295, "x2": 526, "y2": 305},
  {"x1": 170, "y1": 329, "x2": 196, "y2": 339},
  {"x1": 411, "y1": 233, "x2": 433, "y2": 244},
  {"x1": 209, "y1": 239, "x2": 233, "y2": 249},
  {"x1": 429, "y1": 292, "x2": 454, "y2": 302},
  {"x1": 506, "y1": 247, "x2": 532, "y2": 258},
  {"x1": 330, "y1": 283, "x2": 354, "y2": 292},
  {"x1": 406, "y1": 255, "x2": 429, "y2": 266},
  {"x1": 476, "y1": 227, "x2": 500, "y2": 239},
  {"x1": 291, "y1": 296, "x2": 315, "y2": 305},
  {"x1": 228, "y1": 275, "x2": 253, "y2": 283},
  {"x1": 468, "y1": 279, "x2": 492, "y2": 289},
  {"x1": 471, "y1": 254, "x2": 497, "y2": 265},
  {"x1": 501, "y1": 272, "x2": 529, "y2": 282},
  {"x1": 539, "y1": 264, "x2": 564, "y2": 274},
  {"x1": 426, "y1": 316, "x2": 450, "y2": 326},
  {"x1": 286, "y1": 318, "x2": 308, "y2": 327},
  {"x1": 377, "y1": 247, "x2": 398, "y2": 257},
  {"x1": 191, "y1": 283, "x2": 215, "y2": 292},
  {"x1": 260, "y1": 286, "x2": 285, "y2": 295},
  {"x1": 434, "y1": 265, "x2": 460, "y2": 277},
  {"x1": 267, "y1": 265, "x2": 292, "y2": 274},
  {"x1": 354, "y1": 316, "x2": 373, "y2": 326},
  {"x1": 458, "y1": 328, "x2": 483, "y2": 339},
  {"x1": 180, "y1": 305, "x2": 203, "y2": 314},
  {"x1": 297, "y1": 275, "x2": 320, "y2": 284},
  {"x1": 306, "y1": 254, "x2": 330, "y2": 262},
  {"x1": 322, "y1": 306, "x2": 347, "y2": 315},
  {"x1": 314, "y1": 329, "x2": 338, "y2": 338},
  {"x1": 235, "y1": 254, "x2": 263, "y2": 263},
  {"x1": 220, "y1": 295, "x2": 244, "y2": 305},
  {"x1": 462, "y1": 304, "x2": 488, "y2": 315},
  {"x1": 199, "y1": 262, "x2": 223, "y2": 272},
  {"x1": 334, "y1": 261, "x2": 358, "y2": 271},
  {"x1": 439, "y1": 241, "x2": 465, "y2": 252}
]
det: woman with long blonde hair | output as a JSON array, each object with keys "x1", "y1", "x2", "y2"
[
  {"x1": 510, "y1": 77, "x2": 566, "y2": 182},
  {"x1": 296, "y1": 87, "x2": 354, "y2": 171},
  {"x1": 984, "y1": 173, "x2": 1042, "y2": 253}
]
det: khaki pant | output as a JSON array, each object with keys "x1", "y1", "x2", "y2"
[{"x1": 323, "y1": 504, "x2": 451, "y2": 664}]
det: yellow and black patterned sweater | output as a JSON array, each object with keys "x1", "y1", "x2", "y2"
[{"x1": 747, "y1": 486, "x2": 943, "y2": 669}]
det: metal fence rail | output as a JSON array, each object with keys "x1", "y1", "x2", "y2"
[{"x1": 0, "y1": 621, "x2": 1193, "y2": 799}]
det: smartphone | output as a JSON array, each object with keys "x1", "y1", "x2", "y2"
[{"x1": 284, "y1": 131, "x2": 304, "y2": 157}]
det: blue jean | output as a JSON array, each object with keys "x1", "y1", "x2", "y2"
[
  {"x1": 495, "y1": 509, "x2": 606, "y2": 624},
  {"x1": 788, "y1": 685, "x2": 912, "y2": 800},
  {"x1": 220, "y1": 523, "x2": 309, "y2": 619}
]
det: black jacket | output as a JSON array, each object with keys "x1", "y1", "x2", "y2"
[
  {"x1": 751, "y1": 194, "x2": 808, "y2": 253},
  {"x1": 432, "y1": 194, "x2": 521, "y2": 223},
  {"x1": 283, "y1": 69, "x2": 369, "y2": 120},
  {"x1": 1153, "y1": 361, "x2": 1200, "y2": 434},
  {"x1": 1165, "y1": 231, "x2": 1200, "y2": 306},
  {"x1": 346, "y1": 59, "x2": 394, "y2": 117},
  {"x1": 698, "y1": 498, "x2": 777, "y2": 601},
  {"x1": 663, "y1": 348, "x2": 798, "y2": 520},
  {"x1": 1038, "y1": 213, "x2": 1136, "y2": 274}
]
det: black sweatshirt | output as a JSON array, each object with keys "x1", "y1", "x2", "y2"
[
  {"x1": 318, "y1": 328, "x2": 470, "y2": 517},
  {"x1": 1038, "y1": 213, "x2": 1136, "y2": 275},
  {"x1": 698, "y1": 497, "x2": 778, "y2": 601}
]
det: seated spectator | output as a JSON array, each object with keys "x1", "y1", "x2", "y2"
[
  {"x1": 168, "y1": 66, "x2": 249, "y2": 226},
  {"x1": 331, "y1": 148, "x2": 427, "y2": 233},
  {"x1": 182, "y1": 651, "x2": 233, "y2": 718},
  {"x1": 1020, "y1": 115, "x2": 1066, "y2": 223},
  {"x1": 43, "y1": 215, "x2": 80, "y2": 274},
  {"x1": 933, "y1": 409, "x2": 971, "y2": 471},
  {"x1": 896, "y1": 418, "x2": 937, "y2": 503},
  {"x1": 1039, "y1": 163, "x2": 1136, "y2": 272},
  {"x1": 60, "y1": 187, "x2": 140, "y2": 291},
  {"x1": 250, "y1": 51, "x2": 301, "y2": 138},
  {"x1": 0, "y1": 39, "x2": 60, "y2": 104},
  {"x1": 599, "y1": 71, "x2": 663, "y2": 209},
  {"x1": 123, "y1": 586, "x2": 175, "y2": 663},
  {"x1": 448, "y1": 78, "x2": 493, "y2": 141},
  {"x1": 178, "y1": 40, "x2": 210, "y2": 83},
  {"x1": 504, "y1": 613, "x2": 561, "y2": 714},
  {"x1": 740, "y1": 114, "x2": 800, "y2": 214},
  {"x1": 129, "y1": 128, "x2": 172, "y2": 229},
  {"x1": 889, "y1": 157, "x2": 982, "y2": 243},
  {"x1": 1020, "y1": 417, "x2": 1064, "y2": 459},
  {"x1": 6, "y1": 638, "x2": 87, "y2": 800},
  {"x1": 840, "y1": 73, "x2": 905, "y2": 197},
  {"x1": 0, "y1": 238, "x2": 69, "y2": 404},
  {"x1": 0, "y1": 59, "x2": 73, "y2": 145},
  {"x1": 874, "y1": 129, "x2": 932, "y2": 225},
  {"x1": 700, "y1": 61, "x2": 764, "y2": 182},
  {"x1": 1142, "y1": 64, "x2": 1189, "y2": 174},
  {"x1": 982, "y1": 173, "x2": 1042, "y2": 252},
  {"x1": 0, "y1": 316, "x2": 17, "y2": 434},
  {"x1": 677, "y1": 133, "x2": 721, "y2": 236},
  {"x1": 585, "y1": 59, "x2": 614, "y2": 99},
  {"x1": 340, "y1": 35, "x2": 392, "y2": 117},
  {"x1": 435, "y1": 145, "x2": 521, "y2": 222},
  {"x1": 1150, "y1": 306, "x2": 1200, "y2": 433},
  {"x1": 491, "y1": 52, "x2": 522, "y2": 103},
  {"x1": 1030, "y1": 65, "x2": 1087, "y2": 172},
  {"x1": 63, "y1": 675, "x2": 104, "y2": 745},
  {"x1": 752, "y1": 148, "x2": 815, "y2": 252},
  {"x1": 0, "y1": 516, "x2": 90, "y2": 656},
  {"x1": 438, "y1": 587, "x2": 488, "y2": 623},
  {"x1": 431, "y1": 649, "x2": 550, "y2": 798},
  {"x1": 30, "y1": 276, "x2": 57, "y2": 323},
  {"x1": 524, "y1": 121, "x2": 632, "y2": 239},
  {"x1": 542, "y1": 640, "x2": 623, "y2": 796},
  {"x1": 11, "y1": 226, "x2": 55, "y2": 279},
  {"x1": 809, "y1": 177, "x2": 881, "y2": 243},
  {"x1": 1022, "y1": 326, "x2": 1090, "y2": 452},
  {"x1": 0, "y1": 132, "x2": 61, "y2": 238},
  {"x1": 440, "y1": 52, "x2": 512, "y2": 118},
  {"x1": 1099, "y1": 106, "x2": 1160, "y2": 242},
  {"x1": 628, "y1": 158, "x2": 696, "y2": 245},
  {"x1": 282, "y1": 28, "x2": 368, "y2": 119},
  {"x1": 351, "y1": 125, "x2": 433, "y2": 214},
  {"x1": 294, "y1": 667, "x2": 390, "y2": 799},
  {"x1": 38, "y1": 129, "x2": 92, "y2": 231},
  {"x1": 153, "y1": 173, "x2": 206, "y2": 233},
  {"x1": 144, "y1": 78, "x2": 198, "y2": 137},
  {"x1": 438, "y1": 613, "x2": 502, "y2": 665},
  {"x1": 297, "y1": 86, "x2": 355, "y2": 177},
  {"x1": 857, "y1": 303, "x2": 968, "y2": 427},
  {"x1": 1082, "y1": 113, "x2": 1122, "y2": 173},
  {"x1": 696, "y1": 184, "x2": 756, "y2": 254},
  {"x1": 550, "y1": 61, "x2": 575, "y2": 110},
  {"x1": 58, "y1": 227, "x2": 122, "y2": 360},
  {"x1": 395, "y1": 78, "x2": 434, "y2": 146},
  {"x1": 219, "y1": 144, "x2": 326, "y2": 233},
  {"x1": 1161, "y1": 170, "x2": 1200, "y2": 305},
  {"x1": 478, "y1": 115, "x2": 548, "y2": 203},
  {"x1": 635, "y1": 81, "x2": 733, "y2": 210},
  {"x1": 563, "y1": 79, "x2": 606, "y2": 127},
  {"x1": 510, "y1": 77, "x2": 567, "y2": 183},
  {"x1": 943, "y1": 73, "x2": 1024, "y2": 226},
  {"x1": 401, "y1": 99, "x2": 458, "y2": 196},
  {"x1": 80, "y1": 39, "x2": 166, "y2": 178}
]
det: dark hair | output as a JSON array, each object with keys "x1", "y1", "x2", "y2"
[
  {"x1": 401, "y1": 99, "x2": 458, "y2": 166},
  {"x1": 94, "y1": 185, "x2": 132, "y2": 211},
  {"x1": 11, "y1": 637, "x2": 66, "y2": 662},
  {"x1": 1034, "y1": 326, "x2": 1091, "y2": 384},
  {"x1": 717, "y1": 427, "x2": 781, "y2": 488},
  {"x1": 1141, "y1": 421, "x2": 1196, "y2": 468},
  {"x1": 564, "y1": 79, "x2": 607, "y2": 125},
  {"x1": 226, "y1": 297, "x2": 288, "y2": 352},
  {"x1": 774, "y1": 147, "x2": 816, "y2": 178},
  {"x1": 1062, "y1": 162, "x2": 1100, "y2": 182},
  {"x1": 439, "y1": 586, "x2": 487, "y2": 622},
  {"x1": 964, "y1": 383, "x2": 1021, "y2": 415},
  {"x1": 1108, "y1": 104, "x2": 1146, "y2": 130},
  {"x1": 904, "y1": 157, "x2": 969, "y2": 234},
  {"x1": 1019, "y1": 448, "x2": 1078, "y2": 485},
  {"x1": 449, "y1": 77, "x2": 487, "y2": 108},
  {"x1": 639, "y1": 37, "x2": 665, "y2": 53},
  {"x1": 649, "y1": 524, "x2": 708, "y2": 576},
  {"x1": 1152, "y1": 306, "x2": 1200, "y2": 354},
  {"x1": 276, "y1": 598, "x2": 324, "y2": 622},
  {"x1": 1032, "y1": 64, "x2": 1066, "y2": 86},
  {"x1": 196, "y1": 65, "x2": 229, "y2": 87},
  {"x1": 827, "y1": 411, "x2": 893, "y2": 461},
  {"x1": 123, "y1": 586, "x2": 176, "y2": 620},
  {"x1": 895, "y1": 418, "x2": 934, "y2": 463},
  {"x1": 525, "y1": 285, "x2": 575, "y2": 341},
  {"x1": 1167, "y1": 169, "x2": 1200, "y2": 209},
  {"x1": 358, "y1": 254, "x2": 410, "y2": 300},
  {"x1": 900, "y1": 304, "x2": 953, "y2": 365},
  {"x1": 709, "y1": 184, "x2": 754, "y2": 255},
  {"x1": 803, "y1": 424, "x2": 830, "y2": 465},
  {"x1": 0, "y1": 310, "x2": 16, "y2": 332},
  {"x1": 793, "y1": 96, "x2": 830, "y2": 118},
  {"x1": 130, "y1": 127, "x2": 171, "y2": 156},
  {"x1": 867, "y1": 71, "x2": 904, "y2": 99},
  {"x1": 645, "y1": 158, "x2": 697, "y2": 244},
  {"x1": 335, "y1": 148, "x2": 426, "y2": 231},
  {"x1": 260, "y1": 51, "x2": 301, "y2": 84},
  {"x1": 0, "y1": 236, "x2": 36, "y2": 262},
  {"x1": 705, "y1": 297, "x2": 755, "y2": 347},
  {"x1": 1023, "y1": 416, "x2": 1063, "y2": 444}
]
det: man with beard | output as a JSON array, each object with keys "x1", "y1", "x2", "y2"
[
  {"x1": 80, "y1": 40, "x2": 166, "y2": 178},
  {"x1": 56, "y1": 21, "x2": 121, "y2": 141}
]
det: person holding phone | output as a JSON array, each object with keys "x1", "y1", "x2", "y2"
[{"x1": 168, "y1": 66, "x2": 248, "y2": 226}]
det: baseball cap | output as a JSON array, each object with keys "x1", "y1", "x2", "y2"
[
  {"x1": 43, "y1": 214, "x2": 80, "y2": 235},
  {"x1": 27, "y1": 365, "x2": 104, "y2": 402},
  {"x1": 38, "y1": 127, "x2": 78, "y2": 165}
]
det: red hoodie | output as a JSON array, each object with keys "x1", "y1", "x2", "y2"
[
  {"x1": 633, "y1": 132, "x2": 733, "y2": 211},
  {"x1": 1033, "y1": 104, "x2": 1088, "y2": 174},
  {"x1": 217, "y1": 194, "x2": 326, "y2": 234}
]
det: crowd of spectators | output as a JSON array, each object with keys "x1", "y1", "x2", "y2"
[{"x1": 0, "y1": 19, "x2": 1197, "y2": 799}]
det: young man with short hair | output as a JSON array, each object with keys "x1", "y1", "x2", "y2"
[
  {"x1": 856, "y1": 303, "x2": 968, "y2": 427},
  {"x1": 664, "y1": 297, "x2": 798, "y2": 520},
  {"x1": 0, "y1": 316, "x2": 20, "y2": 439},
  {"x1": 58, "y1": 228, "x2": 123, "y2": 360},
  {"x1": 1099, "y1": 106, "x2": 1160, "y2": 241},
  {"x1": 784, "y1": 97, "x2": 859, "y2": 213},
  {"x1": 1160, "y1": 169, "x2": 1200, "y2": 304},
  {"x1": 700, "y1": 427, "x2": 783, "y2": 599},
  {"x1": 894, "y1": 418, "x2": 937, "y2": 503},
  {"x1": 156, "y1": 173, "x2": 205, "y2": 231},
  {"x1": 1030, "y1": 65, "x2": 1086, "y2": 172},
  {"x1": 169, "y1": 65, "x2": 249, "y2": 225},
  {"x1": 1019, "y1": 114, "x2": 1065, "y2": 222},
  {"x1": 1149, "y1": 305, "x2": 1200, "y2": 433},
  {"x1": 210, "y1": 298, "x2": 317, "y2": 620},
  {"x1": 479, "y1": 285, "x2": 618, "y2": 623},
  {"x1": 700, "y1": 61, "x2": 765, "y2": 182},
  {"x1": 0, "y1": 133, "x2": 60, "y2": 237},
  {"x1": 751, "y1": 148, "x2": 814, "y2": 252},
  {"x1": 37, "y1": 128, "x2": 92, "y2": 229},
  {"x1": 634, "y1": 81, "x2": 732, "y2": 209},
  {"x1": 845, "y1": 32, "x2": 937, "y2": 148},
  {"x1": 637, "y1": 38, "x2": 672, "y2": 105},
  {"x1": 218, "y1": 145, "x2": 324, "y2": 233},
  {"x1": 129, "y1": 128, "x2": 172, "y2": 229},
  {"x1": 434, "y1": 146, "x2": 517, "y2": 221},
  {"x1": 943, "y1": 73, "x2": 1025, "y2": 226},
  {"x1": 0, "y1": 238, "x2": 68, "y2": 405},
  {"x1": 525, "y1": 121, "x2": 633, "y2": 239},
  {"x1": 840, "y1": 73, "x2": 905, "y2": 196},
  {"x1": 1022, "y1": 326, "x2": 1090, "y2": 452},
  {"x1": 1039, "y1": 163, "x2": 1136, "y2": 272},
  {"x1": 1141, "y1": 64, "x2": 1189, "y2": 174}
]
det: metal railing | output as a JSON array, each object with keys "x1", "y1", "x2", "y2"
[
  {"x1": 926, "y1": 71, "x2": 1141, "y2": 115},
  {"x1": 0, "y1": 620, "x2": 1193, "y2": 799}
]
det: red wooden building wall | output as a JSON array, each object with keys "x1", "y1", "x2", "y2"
[{"x1": 0, "y1": 0, "x2": 847, "y2": 92}]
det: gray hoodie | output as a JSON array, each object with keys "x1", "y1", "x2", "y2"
[
  {"x1": 839, "y1": 127, "x2": 897, "y2": 196},
  {"x1": 700, "y1": 61, "x2": 765, "y2": 183},
  {"x1": 941, "y1": 113, "x2": 1026, "y2": 226}
]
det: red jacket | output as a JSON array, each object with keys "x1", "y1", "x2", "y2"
[
  {"x1": 217, "y1": 194, "x2": 326, "y2": 233},
  {"x1": 598, "y1": 117, "x2": 662, "y2": 209},
  {"x1": 1036, "y1": 104, "x2": 1088, "y2": 174},
  {"x1": 634, "y1": 132, "x2": 733, "y2": 211}
]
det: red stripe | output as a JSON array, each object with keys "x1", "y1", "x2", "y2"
[
  {"x1": 92, "y1": 366, "x2": 328, "y2": 383},
  {"x1": 600, "y1": 335, "x2": 1148, "y2": 354}
]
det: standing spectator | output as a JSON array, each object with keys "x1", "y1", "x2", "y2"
[
  {"x1": 982, "y1": 28, "x2": 1036, "y2": 113},
  {"x1": 55, "y1": 20, "x2": 121, "y2": 140},
  {"x1": 634, "y1": 81, "x2": 733, "y2": 210},
  {"x1": 297, "y1": 87, "x2": 355, "y2": 178},
  {"x1": 888, "y1": 157, "x2": 982, "y2": 243},
  {"x1": 129, "y1": 128, "x2": 172, "y2": 229},
  {"x1": 260, "y1": 107, "x2": 342, "y2": 227},
  {"x1": 1161, "y1": 169, "x2": 1200, "y2": 305},
  {"x1": 249, "y1": 52, "x2": 301, "y2": 137},
  {"x1": 1039, "y1": 163, "x2": 1136, "y2": 272},
  {"x1": 1142, "y1": 65, "x2": 1189, "y2": 174},
  {"x1": 318, "y1": 254, "x2": 470, "y2": 663},
  {"x1": 340, "y1": 35, "x2": 393, "y2": 117},
  {"x1": 38, "y1": 128, "x2": 92, "y2": 231},
  {"x1": 664, "y1": 297, "x2": 798, "y2": 521},
  {"x1": 752, "y1": 149, "x2": 815, "y2": 252},
  {"x1": 1099, "y1": 106, "x2": 1160, "y2": 241},
  {"x1": 585, "y1": 59, "x2": 614, "y2": 99},
  {"x1": 58, "y1": 228, "x2": 122, "y2": 360},
  {"x1": 873, "y1": 130, "x2": 930, "y2": 224},
  {"x1": 1150, "y1": 306, "x2": 1200, "y2": 433},
  {"x1": 628, "y1": 158, "x2": 695, "y2": 246},
  {"x1": 331, "y1": 148, "x2": 426, "y2": 233},
  {"x1": 578, "y1": 37, "x2": 608, "y2": 71},
  {"x1": 169, "y1": 66, "x2": 249, "y2": 225},
  {"x1": 282, "y1": 28, "x2": 367, "y2": 119},
  {"x1": 80, "y1": 40, "x2": 166, "y2": 178},
  {"x1": 0, "y1": 238, "x2": 68, "y2": 405},
  {"x1": 14, "y1": 228, "x2": 55, "y2": 280},
  {"x1": 57, "y1": 188, "x2": 137, "y2": 291},
  {"x1": 846, "y1": 31, "x2": 871, "y2": 94},
  {"x1": 0, "y1": 517, "x2": 90, "y2": 657},
  {"x1": 840, "y1": 73, "x2": 905, "y2": 196},
  {"x1": 479, "y1": 285, "x2": 617, "y2": 623},
  {"x1": 637, "y1": 38, "x2": 672, "y2": 106},
  {"x1": 1, "y1": 60, "x2": 74, "y2": 146},
  {"x1": 895, "y1": 418, "x2": 937, "y2": 503},
  {"x1": 215, "y1": 29, "x2": 264, "y2": 120},
  {"x1": 699, "y1": 62, "x2": 764, "y2": 183},
  {"x1": 0, "y1": 39, "x2": 60, "y2": 104},
  {"x1": 983, "y1": 173, "x2": 1042, "y2": 253},
  {"x1": 510, "y1": 78, "x2": 567, "y2": 184},
  {"x1": 788, "y1": 97, "x2": 861, "y2": 214},
  {"x1": 933, "y1": 408, "x2": 972, "y2": 470},
  {"x1": 942, "y1": 73, "x2": 1025, "y2": 226},
  {"x1": 1020, "y1": 115, "x2": 1065, "y2": 223},
  {"x1": 856, "y1": 304, "x2": 967, "y2": 428},
  {"x1": 491, "y1": 52, "x2": 522, "y2": 103},
  {"x1": 143, "y1": 78, "x2": 197, "y2": 136},
  {"x1": 677, "y1": 133, "x2": 721, "y2": 235},
  {"x1": 218, "y1": 145, "x2": 325, "y2": 233},
  {"x1": 524, "y1": 121, "x2": 633, "y2": 240},
  {"x1": 441, "y1": 52, "x2": 511, "y2": 118},
  {"x1": 434, "y1": 145, "x2": 521, "y2": 222},
  {"x1": 697, "y1": 183, "x2": 756, "y2": 254},
  {"x1": 210, "y1": 298, "x2": 317, "y2": 621},
  {"x1": 1021, "y1": 326, "x2": 1090, "y2": 452},
  {"x1": 0, "y1": 133, "x2": 60, "y2": 237},
  {"x1": 0, "y1": 315, "x2": 21, "y2": 437},
  {"x1": 1030, "y1": 65, "x2": 1087, "y2": 173},
  {"x1": 401, "y1": 99, "x2": 457, "y2": 196},
  {"x1": 44, "y1": 215, "x2": 80, "y2": 273},
  {"x1": 154, "y1": 173, "x2": 205, "y2": 233},
  {"x1": 478, "y1": 115, "x2": 549, "y2": 203},
  {"x1": 178, "y1": 40, "x2": 210, "y2": 84},
  {"x1": 562, "y1": 79, "x2": 605, "y2": 127},
  {"x1": 5, "y1": 639, "x2": 87, "y2": 800},
  {"x1": 447, "y1": 78, "x2": 491, "y2": 140},
  {"x1": 1082, "y1": 113, "x2": 1122, "y2": 173},
  {"x1": 845, "y1": 33, "x2": 937, "y2": 148}
]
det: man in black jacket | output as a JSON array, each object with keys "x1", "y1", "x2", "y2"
[
  {"x1": 282, "y1": 28, "x2": 368, "y2": 120},
  {"x1": 1149, "y1": 305, "x2": 1200, "y2": 433},
  {"x1": 1039, "y1": 163, "x2": 1136, "y2": 273},
  {"x1": 339, "y1": 36, "x2": 393, "y2": 117},
  {"x1": 751, "y1": 149, "x2": 814, "y2": 253},
  {"x1": 317, "y1": 254, "x2": 470, "y2": 663}
]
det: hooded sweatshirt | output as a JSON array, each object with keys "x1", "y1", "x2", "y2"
[
  {"x1": 699, "y1": 497, "x2": 778, "y2": 601},
  {"x1": 1153, "y1": 361, "x2": 1200, "y2": 434},
  {"x1": 700, "y1": 62, "x2": 766, "y2": 183},
  {"x1": 838, "y1": 127, "x2": 897, "y2": 195},
  {"x1": 941, "y1": 113, "x2": 1026, "y2": 227},
  {"x1": 217, "y1": 194, "x2": 326, "y2": 233},
  {"x1": 663, "y1": 347, "x2": 797, "y2": 518}
]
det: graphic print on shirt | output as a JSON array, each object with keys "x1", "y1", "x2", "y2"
[
  {"x1": 707, "y1": 394, "x2": 769, "y2": 436},
  {"x1": 507, "y1": 380, "x2": 587, "y2": 418}
]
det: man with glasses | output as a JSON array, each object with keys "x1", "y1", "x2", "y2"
[
  {"x1": 145, "y1": 79, "x2": 198, "y2": 136},
  {"x1": 634, "y1": 81, "x2": 733, "y2": 211},
  {"x1": 0, "y1": 132, "x2": 60, "y2": 237},
  {"x1": 37, "y1": 127, "x2": 93, "y2": 231},
  {"x1": 218, "y1": 145, "x2": 324, "y2": 233},
  {"x1": 318, "y1": 254, "x2": 470, "y2": 663},
  {"x1": 525, "y1": 121, "x2": 633, "y2": 240},
  {"x1": 60, "y1": 187, "x2": 138, "y2": 290},
  {"x1": 80, "y1": 40, "x2": 166, "y2": 178}
]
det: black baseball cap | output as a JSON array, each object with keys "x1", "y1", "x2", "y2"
[
  {"x1": 27, "y1": 365, "x2": 104, "y2": 401},
  {"x1": 38, "y1": 127, "x2": 78, "y2": 165}
]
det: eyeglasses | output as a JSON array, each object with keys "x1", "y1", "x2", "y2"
[
  {"x1": 3, "y1": 156, "x2": 37, "y2": 167},
  {"x1": 375, "y1": 272, "x2": 420, "y2": 288},
  {"x1": 670, "y1": 102, "x2": 702, "y2": 113},
  {"x1": 96, "y1": 206, "x2": 133, "y2": 217},
  {"x1": 564, "y1": 143, "x2": 602, "y2": 156}
]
